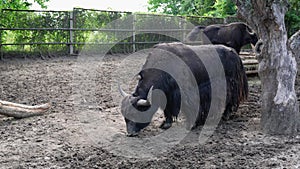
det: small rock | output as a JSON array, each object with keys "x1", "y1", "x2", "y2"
[
  {"x1": 44, "y1": 156, "x2": 51, "y2": 160},
  {"x1": 36, "y1": 139, "x2": 43, "y2": 142}
]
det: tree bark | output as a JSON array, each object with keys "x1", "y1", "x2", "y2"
[
  {"x1": 236, "y1": 0, "x2": 299, "y2": 135},
  {"x1": 289, "y1": 30, "x2": 300, "y2": 64}
]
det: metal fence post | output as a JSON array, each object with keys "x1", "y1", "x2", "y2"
[
  {"x1": 0, "y1": 45, "x2": 3, "y2": 60},
  {"x1": 69, "y1": 11, "x2": 74, "y2": 55},
  {"x1": 132, "y1": 14, "x2": 136, "y2": 53},
  {"x1": 182, "y1": 16, "x2": 187, "y2": 42},
  {"x1": 223, "y1": 17, "x2": 227, "y2": 24}
]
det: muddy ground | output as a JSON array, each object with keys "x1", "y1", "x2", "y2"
[{"x1": 0, "y1": 53, "x2": 300, "y2": 169}]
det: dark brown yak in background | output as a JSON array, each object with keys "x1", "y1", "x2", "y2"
[{"x1": 185, "y1": 22, "x2": 258, "y2": 54}]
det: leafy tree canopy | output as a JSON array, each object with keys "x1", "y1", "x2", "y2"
[
  {"x1": 148, "y1": 0, "x2": 299, "y2": 36},
  {"x1": 147, "y1": 0, "x2": 236, "y2": 17},
  {"x1": 0, "y1": 0, "x2": 49, "y2": 10},
  {"x1": 285, "y1": 0, "x2": 300, "y2": 36}
]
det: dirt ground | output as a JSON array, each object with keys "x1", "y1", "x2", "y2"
[{"x1": 0, "y1": 53, "x2": 300, "y2": 169}]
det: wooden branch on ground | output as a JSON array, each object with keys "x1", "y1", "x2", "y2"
[{"x1": 0, "y1": 100, "x2": 51, "y2": 118}]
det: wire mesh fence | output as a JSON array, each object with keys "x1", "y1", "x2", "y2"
[{"x1": 0, "y1": 8, "x2": 241, "y2": 58}]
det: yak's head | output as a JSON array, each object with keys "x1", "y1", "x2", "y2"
[
  {"x1": 119, "y1": 69, "x2": 167, "y2": 137},
  {"x1": 244, "y1": 24, "x2": 258, "y2": 46}
]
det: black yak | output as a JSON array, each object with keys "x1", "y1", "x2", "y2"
[
  {"x1": 119, "y1": 42, "x2": 248, "y2": 136},
  {"x1": 185, "y1": 22, "x2": 258, "y2": 54}
]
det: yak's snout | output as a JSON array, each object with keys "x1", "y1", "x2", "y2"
[{"x1": 125, "y1": 118, "x2": 150, "y2": 137}]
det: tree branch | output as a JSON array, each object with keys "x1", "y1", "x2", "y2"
[{"x1": 0, "y1": 100, "x2": 51, "y2": 118}]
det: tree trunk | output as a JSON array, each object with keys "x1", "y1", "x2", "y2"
[
  {"x1": 289, "y1": 30, "x2": 300, "y2": 64},
  {"x1": 236, "y1": 0, "x2": 299, "y2": 135}
]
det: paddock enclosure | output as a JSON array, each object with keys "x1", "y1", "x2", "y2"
[
  {"x1": 1, "y1": 8, "x2": 300, "y2": 168},
  {"x1": 1, "y1": 53, "x2": 300, "y2": 168}
]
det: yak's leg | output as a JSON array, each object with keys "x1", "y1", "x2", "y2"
[
  {"x1": 191, "y1": 106, "x2": 205, "y2": 130},
  {"x1": 0, "y1": 100, "x2": 51, "y2": 118},
  {"x1": 222, "y1": 103, "x2": 232, "y2": 121},
  {"x1": 160, "y1": 102, "x2": 180, "y2": 129},
  {"x1": 160, "y1": 89, "x2": 180, "y2": 129},
  {"x1": 160, "y1": 107, "x2": 173, "y2": 129}
]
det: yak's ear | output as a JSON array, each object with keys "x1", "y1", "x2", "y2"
[
  {"x1": 254, "y1": 39, "x2": 264, "y2": 55},
  {"x1": 153, "y1": 44, "x2": 160, "y2": 48},
  {"x1": 133, "y1": 73, "x2": 142, "y2": 81},
  {"x1": 245, "y1": 24, "x2": 256, "y2": 36},
  {"x1": 153, "y1": 42, "x2": 169, "y2": 49}
]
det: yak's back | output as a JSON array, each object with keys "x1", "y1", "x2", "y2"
[{"x1": 150, "y1": 42, "x2": 248, "y2": 105}]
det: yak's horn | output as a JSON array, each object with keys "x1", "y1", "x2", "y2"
[
  {"x1": 0, "y1": 100, "x2": 51, "y2": 118},
  {"x1": 118, "y1": 83, "x2": 130, "y2": 97},
  {"x1": 255, "y1": 39, "x2": 264, "y2": 55},
  {"x1": 246, "y1": 26, "x2": 256, "y2": 36}
]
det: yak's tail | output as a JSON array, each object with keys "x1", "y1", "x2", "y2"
[
  {"x1": 230, "y1": 51, "x2": 249, "y2": 112},
  {"x1": 237, "y1": 57, "x2": 249, "y2": 104}
]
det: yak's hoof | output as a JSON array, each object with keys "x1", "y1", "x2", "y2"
[
  {"x1": 160, "y1": 121, "x2": 172, "y2": 129},
  {"x1": 126, "y1": 133, "x2": 139, "y2": 137},
  {"x1": 222, "y1": 113, "x2": 231, "y2": 121}
]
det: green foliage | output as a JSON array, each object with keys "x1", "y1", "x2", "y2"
[
  {"x1": 147, "y1": 0, "x2": 299, "y2": 37},
  {"x1": 0, "y1": 0, "x2": 50, "y2": 56},
  {"x1": 0, "y1": 0, "x2": 49, "y2": 10},
  {"x1": 205, "y1": 0, "x2": 237, "y2": 17},
  {"x1": 148, "y1": 0, "x2": 210, "y2": 15},
  {"x1": 286, "y1": 0, "x2": 300, "y2": 37},
  {"x1": 1, "y1": 9, "x2": 69, "y2": 56},
  {"x1": 73, "y1": 8, "x2": 132, "y2": 53},
  {"x1": 1, "y1": 7, "x2": 242, "y2": 56},
  {"x1": 147, "y1": 0, "x2": 236, "y2": 17},
  {"x1": 0, "y1": 8, "x2": 136, "y2": 55}
]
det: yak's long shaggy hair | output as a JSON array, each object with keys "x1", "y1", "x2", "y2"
[{"x1": 122, "y1": 42, "x2": 248, "y2": 130}]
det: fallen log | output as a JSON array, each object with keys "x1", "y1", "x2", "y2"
[{"x1": 0, "y1": 100, "x2": 51, "y2": 118}]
